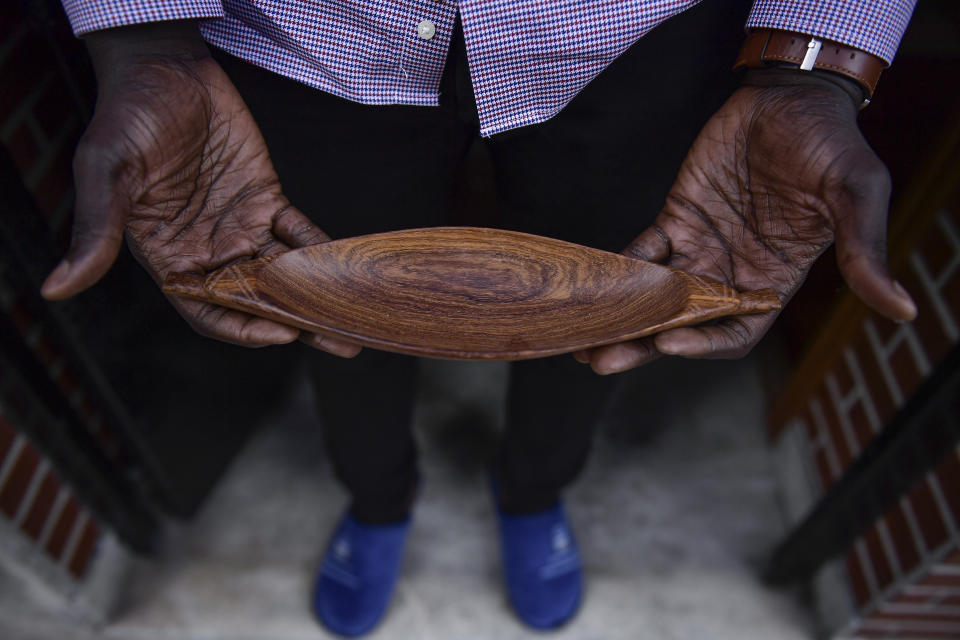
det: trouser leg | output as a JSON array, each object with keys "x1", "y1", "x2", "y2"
[
  {"x1": 213, "y1": 44, "x2": 476, "y2": 523},
  {"x1": 496, "y1": 356, "x2": 615, "y2": 514},
  {"x1": 488, "y1": 0, "x2": 753, "y2": 512},
  {"x1": 307, "y1": 349, "x2": 421, "y2": 523}
]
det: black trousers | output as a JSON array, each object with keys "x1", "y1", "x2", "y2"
[{"x1": 216, "y1": 0, "x2": 751, "y2": 523}]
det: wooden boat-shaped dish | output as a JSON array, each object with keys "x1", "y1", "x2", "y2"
[{"x1": 162, "y1": 227, "x2": 780, "y2": 360}]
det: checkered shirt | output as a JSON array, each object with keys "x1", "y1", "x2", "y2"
[{"x1": 61, "y1": 0, "x2": 916, "y2": 136}]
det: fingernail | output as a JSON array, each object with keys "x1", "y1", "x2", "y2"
[
  {"x1": 573, "y1": 350, "x2": 590, "y2": 364},
  {"x1": 598, "y1": 354, "x2": 629, "y2": 375},
  {"x1": 655, "y1": 339, "x2": 681, "y2": 355},
  {"x1": 893, "y1": 280, "x2": 917, "y2": 322},
  {"x1": 40, "y1": 261, "x2": 70, "y2": 298},
  {"x1": 319, "y1": 336, "x2": 362, "y2": 358}
]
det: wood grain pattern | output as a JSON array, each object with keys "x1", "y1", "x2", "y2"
[{"x1": 162, "y1": 227, "x2": 781, "y2": 359}]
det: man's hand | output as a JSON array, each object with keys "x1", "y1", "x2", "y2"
[
  {"x1": 578, "y1": 77, "x2": 916, "y2": 374},
  {"x1": 40, "y1": 21, "x2": 360, "y2": 357}
]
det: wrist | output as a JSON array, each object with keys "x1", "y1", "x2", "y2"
[
  {"x1": 740, "y1": 67, "x2": 864, "y2": 115},
  {"x1": 84, "y1": 20, "x2": 209, "y2": 79}
]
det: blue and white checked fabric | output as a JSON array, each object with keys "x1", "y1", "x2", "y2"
[{"x1": 61, "y1": 0, "x2": 916, "y2": 136}]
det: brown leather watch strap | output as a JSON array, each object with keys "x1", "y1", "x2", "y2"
[{"x1": 734, "y1": 29, "x2": 885, "y2": 98}]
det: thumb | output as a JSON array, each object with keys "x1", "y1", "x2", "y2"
[
  {"x1": 833, "y1": 160, "x2": 916, "y2": 322},
  {"x1": 621, "y1": 223, "x2": 671, "y2": 262},
  {"x1": 272, "y1": 203, "x2": 331, "y2": 249},
  {"x1": 41, "y1": 146, "x2": 134, "y2": 300}
]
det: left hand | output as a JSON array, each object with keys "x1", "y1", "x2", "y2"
[
  {"x1": 40, "y1": 21, "x2": 360, "y2": 357},
  {"x1": 577, "y1": 78, "x2": 916, "y2": 374}
]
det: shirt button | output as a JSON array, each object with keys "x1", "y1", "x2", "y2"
[{"x1": 417, "y1": 19, "x2": 436, "y2": 40}]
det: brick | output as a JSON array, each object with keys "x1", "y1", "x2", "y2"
[
  {"x1": 44, "y1": 497, "x2": 79, "y2": 560},
  {"x1": 853, "y1": 331, "x2": 898, "y2": 426},
  {"x1": 919, "y1": 224, "x2": 958, "y2": 279},
  {"x1": 847, "y1": 549, "x2": 873, "y2": 608},
  {"x1": 0, "y1": 415, "x2": 16, "y2": 461},
  {"x1": 872, "y1": 315, "x2": 901, "y2": 345},
  {"x1": 861, "y1": 616, "x2": 960, "y2": 637},
  {"x1": 93, "y1": 421, "x2": 117, "y2": 455},
  {"x1": 68, "y1": 519, "x2": 100, "y2": 579},
  {"x1": 903, "y1": 584, "x2": 960, "y2": 598},
  {"x1": 944, "y1": 267, "x2": 960, "y2": 320},
  {"x1": 917, "y1": 573, "x2": 960, "y2": 589},
  {"x1": 860, "y1": 628, "x2": 960, "y2": 639},
  {"x1": 871, "y1": 608, "x2": 960, "y2": 621},
  {"x1": 886, "y1": 505, "x2": 922, "y2": 575},
  {"x1": 943, "y1": 596, "x2": 960, "y2": 606},
  {"x1": 945, "y1": 547, "x2": 960, "y2": 565},
  {"x1": 834, "y1": 359, "x2": 856, "y2": 397},
  {"x1": 0, "y1": 444, "x2": 40, "y2": 517},
  {"x1": 78, "y1": 397, "x2": 97, "y2": 422},
  {"x1": 848, "y1": 401, "x2": 875, "y2": 451},
  {"x1": 901, "y1": 265, "x2": 953, "y2": 369},
  {"x1": 816, "y1": 386, "x2": 855, "y2": 470},
  {"x1": 907, "y1": 479, "x2": 951, "y2": 551},
  {"x1": 814, "y1": 448, "x2": 834, "y2": 490},
  {"x1": 20, "y1": 470, "x2": 60, "y2": 540},
  {"x1": 4, "y1": 122, "x2": 41, "y2": 176},
  {"x1": 8, "y1": 301, "x2": 34, "y2": 335},
  {"x1": 30, "y1": 333, "x2": 60, "y2": 369},
  {"x1": 934, "y1": 453, "x2": 960, "y2": 527},
  {"x1": 865, "y1": 524, "x2": 897, "y2": 590},
  {"x1": 888, "y1": 339, "x2": 926, "y2": 404},
  {"x1": 890, "y1": 592, "x2": 936, "y2": 605},
  {"x1": 56, "y1": 367, "x2": 79, "y2": 399}
]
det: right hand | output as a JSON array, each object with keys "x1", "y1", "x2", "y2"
[
  {"x1": 40, "y1": 21, "x2": 360, "y2": 357},
  {"x1": 576, "y1": 79, "x2": 915, "y2": 375}
]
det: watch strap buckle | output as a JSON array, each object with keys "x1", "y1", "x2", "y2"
[{"x1": 799, "y1": 37, "x2": 823, "y2": 71}]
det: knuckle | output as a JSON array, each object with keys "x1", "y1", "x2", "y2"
[
  {"x1": 188, "y1": 307, "x2": 224, "y2": 339},
  {"x1": 714, "y1": 322, "x2": 756, "y2": 359},
  {"x1": 841, "y1": 156, "x2": 892, "y2": 203},
  {"x1": 74, "y1": 133, "x2": 140, "y2": 188},
  {"x1": 74, "y1": 133, "x2": 119, "y2": 172},
  {"x1": 859, "y1": 161, "x2": 892, "y2": 199}
]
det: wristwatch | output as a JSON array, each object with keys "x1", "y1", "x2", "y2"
[{"x1": 733, "y1": 29, "x2": 886, "y2": 107}]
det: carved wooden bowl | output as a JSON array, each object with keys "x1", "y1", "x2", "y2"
[{"x1": 162, "y1": 227, "x2": 780, "y2": 359}]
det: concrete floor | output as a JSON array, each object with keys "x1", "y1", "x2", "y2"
[{"x1": 1, "y1": 354, "x2": 816, "y2": 640}]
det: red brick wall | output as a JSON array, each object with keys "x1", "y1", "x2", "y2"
[
  {"x1": 0, "y1": 2, "x2": 105, "y2": 583},
  {"x1": 776, "y1": 187, "x2": 960, "y2": 636},
  {"x1": 0, "y1": 9, "x2": 84, "y2": 244},
  {"x1": 0, "y1": 413, "x2": 100, "y2": 578}
]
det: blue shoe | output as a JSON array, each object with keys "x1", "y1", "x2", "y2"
[
  {"x1": 496, "y1": 501, "x2": 583, "y2": 629},
  {"x1": 312, "y1": 512, "x2": 410, "y2": 637}
]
